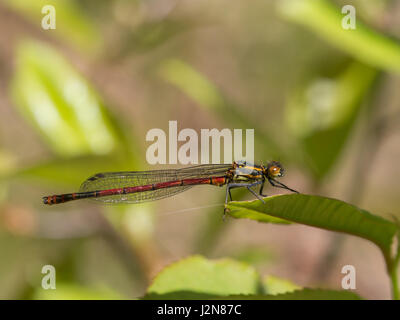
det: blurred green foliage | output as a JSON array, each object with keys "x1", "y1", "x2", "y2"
[
  {"x1": 144, "y1": 255, "x2": 361, "y2": 300},
  {"x1": 0, "y1": 0, "x2": 399, "y2": 300},
  {"x1": 147, "y1": 255, "x2": 261, "y2": 296},
  {"x1": 278, "y1": 0, "x2": 400, "y2": 74},
  {"x1": 33, "y1": 283, "x2": 125, "y2": 300},
  {"x1": 285, "y1": 61, "x2": 378, "y2": 180},
  {"x1": 159, "y1": 58, "x2": 283, "y2": 160},
  {"x1": 12, "y1": 41, "x2": 120, "y2": 157},
  {"x1": 263, "y1": 275, "x2": 301, "y2": 295},
  {"x1": 8, "y1": 40, "x2": 141, "y2": 188},
  {"x1": 228, "y1": 193, "x2": 399, "y2": 253},
  {"x1": 0, "y1": 0, "x2": 102, "y2": 53},
  {"x1": 227, "y1": 193, "x2": 400, "y2": 295}
]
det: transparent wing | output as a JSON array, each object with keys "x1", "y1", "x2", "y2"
[{"x1": 79, "y1": 164, "x2": 232, "y2": 203}]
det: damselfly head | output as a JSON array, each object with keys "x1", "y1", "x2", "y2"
[{"x1": 265, "y1": 161, "x2": 284, "y2": 178}]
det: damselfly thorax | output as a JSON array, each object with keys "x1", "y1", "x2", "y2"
[{"x1": 43, "y1": 160, "x2": 298, "y2": 214}]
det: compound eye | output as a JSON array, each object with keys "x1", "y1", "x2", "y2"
[{"x1": 269, "y1": 165, "x2": 282, "y2": 177}]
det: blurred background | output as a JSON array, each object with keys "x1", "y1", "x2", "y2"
[{"x1": 0, "y1": 0, "x2": 399, "y2": 299}]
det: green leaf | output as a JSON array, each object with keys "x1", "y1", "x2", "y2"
[
  {"x1": 278, "y1": 0, "x2": 400, "y2": 74},
  {"x1": 285, "y1": 61, "x2": 378, "y2": 180},
  {"x1": 228, "y1": 246, "x2": 274, "y2": 267},
  {"x1": 229, "y1": 289, "x2": 362, "y2": 300},
  {"x1": 10, "y1": 40, "x2": 124, "y2": 157},
  {"x1": 144, "y1": 291, "x2": 221, "y2": 300},
  {"x1": 144, "y1": 255, "x2": 363, "y2": 300},
  {"x1": 32, "y1": 283, "x2": 125, "y2": 300},
  {"x1": 145, "y1": 288, "x2": 362, "y2": 300},
  {"x1": 227, "y1": 194, "x2": 399, "y2": 266},
  {"x1": 263, "y1": 275, "x2": 301, "y2": 295},
  {"x1": 228, "y1": 208, "x2": 292, "y2": 225},
  {"x1": 147, "y1": 255, "x2": 261, "y2": 296},
  {"x1": 1, "y1": 0, "x2": 102, "y2": 53}
]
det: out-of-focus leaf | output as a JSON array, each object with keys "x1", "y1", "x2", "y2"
[
  {"x1": 1, "y1": 0, "x2": 102, "y2": 53},
  {"x1": 11, "y1": 155, "x2": 131, "y2": 187},
  {"x1": 105, "y1": 203, "x2": 155, "y2": 245},
  {"x1": 191, "y1": 202, "x2": 229, "y2": 255},
  {"x1": 104, "y1": 204, "x2": 157, "y2": 284},
  {"x1": 147, "y1": 255, "x2": 261, "y2": 296},
  {"x1": 278, "y1": 0, "x2": 400, "y2": 74},
  {"x1": 0, "y1": 151, "x2": 14, "y2": 203},
  {"x1": 227, "y1": 194, "x2": 399, "y2": 268},
  {"x1": 116, "y1": 18, "x2": 197, "y2": 57},
  {"x1": 144, "y1": 291, "x2": 222, "y2": 299},
  {"x1": 0, "y1": 183, "x2": 7, "y2": 205},
  {"x1": 144, "y1": 288, "x2": 362, "y2": 300},
  {"x1": 192, "y1": 189, "x2": 252, "y2": 256},
  {"x1": 263, "y1": 275, "x2": 301, "y2": 295},
  {"x1": 0, "y1": 150, "x2": 16, "y2": 177},
  {"x1": 229, "y1": 288, "x2": 362, "y2": 300},
  {"x1": 144, "y1": 255, "x2": 362, "y2": 300},
  {"x1": 0, "y1": 235, "x2": 37, "y2": 299},
  {"x1": 228, "y1": 246, "x2": 274, "y2": 267},
  {"x1": 158, "y1": 59, "x2": 283, "y2": 160},
  {"x1": 285, "y1": 61, "x2": 377, "y2": 180},
  {"x1": 159, "y1": 59, "x2": 226, "y2": 111},
  {"x1": 11, "y1": 40, "x2": 125, "y2": 158},
  {"x1": 32, "y1": 283, "x2": 125, "y2": 300}
]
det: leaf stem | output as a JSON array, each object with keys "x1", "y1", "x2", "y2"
[
  {"x1": 389, "y1": 232, "x2": 400, "y2": 300},
  {"x1": 390, "y1": 267, "x2": 399, "y2": 300}
]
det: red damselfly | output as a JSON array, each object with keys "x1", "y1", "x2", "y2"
[{"x1": 43, "y1": 160, "x2": 298, "y2": 213}]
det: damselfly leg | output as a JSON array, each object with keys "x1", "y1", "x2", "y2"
[
  {"x1": 223, "y1": 180, "x2": 264, "y2": 218},
  {"x1": 268, "y1": 178, "x2": 299, "y2": 193},
  {"x1": 259, "y1": 180, "x2": 267, "y2": 197}
]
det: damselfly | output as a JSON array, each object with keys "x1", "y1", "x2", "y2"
[{"x1": 43, "y1": 160, "x2": 298, "y2": 213}]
